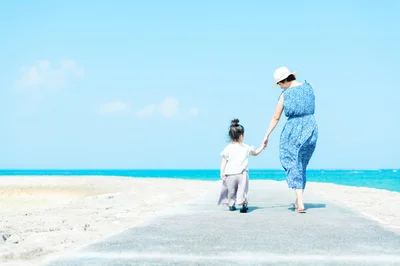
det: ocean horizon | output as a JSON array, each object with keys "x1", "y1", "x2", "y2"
[{"x1": 0, "y1": 169, "x2": 399, "y2": 193}]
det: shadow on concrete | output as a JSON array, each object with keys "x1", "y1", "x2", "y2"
[
  {"x1": 246, "y1": 205, "x2": 295, "y2": 212},
  {"x1": 305, "y1": 203, "x2": 326, "y2": 209},
  {"x1": 246, "y1": 206, "x2": 267, "y2": 213}
]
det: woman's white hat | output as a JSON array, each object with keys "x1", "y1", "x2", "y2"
[{"x1": 272, "y1": 66, "x2": 298, "y2": 87}]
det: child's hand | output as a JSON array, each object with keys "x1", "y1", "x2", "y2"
[
  {"x1": 251, "y1": 145, "x2": 265, "y2": 156},
  {"x1": 220, "y1": 173, "x2": 226, "y2": 181}
]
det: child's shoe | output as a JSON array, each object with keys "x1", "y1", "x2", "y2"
[
  {"x1": 229, "y1": 205, "x2": 237, "y2": 211},
  {"x1": 240, "y1": 203, "x2": 248, "y2": 213}
]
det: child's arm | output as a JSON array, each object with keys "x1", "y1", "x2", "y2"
[
  {"x1": 220, "y1": 158, "x2": 227, "y2": 180},
  {"x1": 250, "y1": 145, "x2": 264, "y2": 156}
]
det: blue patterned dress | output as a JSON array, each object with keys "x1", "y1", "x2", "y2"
[{"x1": 279, "y1": 81, "x2": 318, "y2": 189}]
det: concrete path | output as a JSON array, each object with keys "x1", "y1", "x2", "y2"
[{"x1": 44, "y1": 181, "x2": 400, "y2": 266}]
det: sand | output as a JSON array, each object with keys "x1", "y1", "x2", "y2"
[
  {"x1": 307, "y1": 182, "x2": 400, "y2": 234},
  {"x1": 0, "y1": 176, "x2": 217, "y2": 266},
  {"x1": 0, "y1": 176, "x2": 399, "y2": 266}
]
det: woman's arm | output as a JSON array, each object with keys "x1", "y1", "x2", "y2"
[{"x1": 261, "y1": 94, "x2": 284, "y2": 147}]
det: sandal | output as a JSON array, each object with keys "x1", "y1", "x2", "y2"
[{"x1": 296, "y1": 208, "x2": 306, "y2": 213}]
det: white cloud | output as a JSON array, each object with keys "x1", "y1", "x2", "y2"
[
  {"x1": 135, "y1": 97, "x2": 198, "y2": 119},
  {"x1": 159, "y1": 97, "x2": 179, "y2": 118},
  {"x1": 98, "y1": 101, "x2": 130, "y2": 115},
  {"x1": 14, "y1": 60, "x2": 84, "y2": 89},
  {"x1": 136, "y1": 104, "x2": 155, "y2": 117}
]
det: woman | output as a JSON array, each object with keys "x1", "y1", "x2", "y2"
[{"x1": 261, "y1": 66, "x2": 318, "y2": 213}]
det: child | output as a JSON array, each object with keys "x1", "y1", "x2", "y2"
[{"x1": 217, "y1": 118, "x2": 264, "y2": 213}]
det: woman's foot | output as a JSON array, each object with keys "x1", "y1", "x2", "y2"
[
  {"x1": 294, "y1": 189, "x2": 305, "y2": 213},
  {"x1": 296, "y1": 202, "x2": 306, "y2": 213},
  {"x1": 296, "y1": 207, "x2": 306, "y2": 213}
]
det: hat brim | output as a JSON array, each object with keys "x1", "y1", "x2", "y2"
[{"x1": 272, "y1": 71, "x2": 298, "y2": 87}]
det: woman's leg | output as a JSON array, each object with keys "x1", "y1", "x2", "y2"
[
  {"x1": 294, "y1": 189, "x2": 305, "y2": 207},
  {"x1": 295, "y1": 189, "x2": 305, "y2": 212},
  {"x1": 294, "y1": 131, "x2": 316, "y2": 212}
]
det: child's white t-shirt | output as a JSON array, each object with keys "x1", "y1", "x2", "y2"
[{"x1": 220, "y1": 143, "x2": 255, "y2": 175}]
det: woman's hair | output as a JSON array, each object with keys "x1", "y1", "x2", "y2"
[
  {"x1": 278, "y1": 74, "x2": 296, "y2": 84},
  {"x1": 229, "y1": 118, "x2": 245, "y2": 142}
]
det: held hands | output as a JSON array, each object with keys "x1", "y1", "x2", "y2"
[{"x1": 261, "y1": 137, "x2": 269, "y2": 149}]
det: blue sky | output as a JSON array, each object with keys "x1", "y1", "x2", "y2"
[{"x1": 1, "y1": 0, "x2": 399, "y2": 169}]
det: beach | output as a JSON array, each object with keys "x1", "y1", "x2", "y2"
[
  {"x1": 0, "y1": 176, "x2": 216, "y2": 266},
  {"x1": 1, "y1": 176, "x2": 399, "y2": 266},
  {"x1": 307, "y1": 182, "x2": 400, "y2": 234}
]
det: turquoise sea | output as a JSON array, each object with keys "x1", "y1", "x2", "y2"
[{"x1": 0, "y1": 169, "x2": 399, "y2": 193}]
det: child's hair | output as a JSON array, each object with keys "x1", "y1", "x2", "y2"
[{"x1": 229, "y1": 118, "x2": 245, "y2": 142}]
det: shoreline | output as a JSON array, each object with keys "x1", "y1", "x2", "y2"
[
  {"x1": 309, "y1": 180, "x2": 400, "y2": 194},
  {"x1": 1, "y1": 176, "x2": 399, "y2": 194},
  {"x1": 0, "y1": 176, "x2": 399, "y2": 265},
  {"x1": 1, "y1": 171, "x2": 399, "y2": 193}
]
